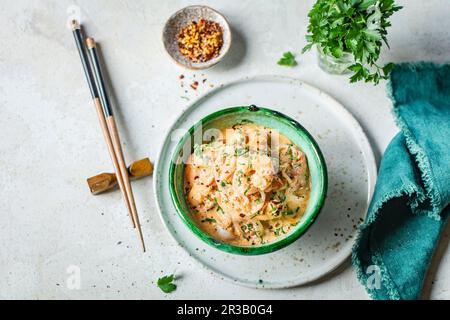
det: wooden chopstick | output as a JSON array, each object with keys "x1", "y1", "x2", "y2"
[
  {"x1": 71, "y1": 21, "x2": 137, "y2": 229},
  {"x1": 85, "y1": 37, "x2": 146, "y2": 252}
]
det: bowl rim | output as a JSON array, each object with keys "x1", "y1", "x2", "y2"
[
  {"x1": 162, "y1": 5, "x2": 232, "y2": 70},
  {"x1": 168, "y1": 106, "x2": 328, "y2": 255}
]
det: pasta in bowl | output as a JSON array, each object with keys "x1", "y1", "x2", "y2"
[{"x1": 169, "y1": 106, "x2": 327, "y2": 255}]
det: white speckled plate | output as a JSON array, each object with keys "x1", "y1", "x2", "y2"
[{"x1": 154, "y1": 76, "x2": 377, "y2": 288}]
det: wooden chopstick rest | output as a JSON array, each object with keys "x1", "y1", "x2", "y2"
[{"x1": 87, "y1": 158, "x2": 153, "y2": 195}]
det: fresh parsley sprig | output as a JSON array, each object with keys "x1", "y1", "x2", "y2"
[
  {"x1": 278, "y1": 52, "x2": 298, "y2": 67},
  {"x1": 157, "y1": 274, "x2": 177, "y2": 294},
  {"x1": 302, "y1": 0, "x2": 402, "y2": 84}
]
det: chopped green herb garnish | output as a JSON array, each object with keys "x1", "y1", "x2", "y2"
[
  {"x1": 287, "y1": 144, "x2": 295, "y2": 161},
  {"x1": 278, "y1": 194, "x2": 287, "y2": 203},
  {"x1": 250, "y1": 211, "x2": 261, "y2": 219},
  {"x1": 201, "y1": 218, "x2": 217, "y2": 223},
  {"x1": 284, "y1": 209, "x2": 295, "y2": 216},
  {"x1": 237, "y1": 172, "x2": 243, "y2": 186},
  {"x1": 235, "y1": 147, "x2": 249, "y2": 156},
  {"x1": 274, "y1": 227, "x2": 286, "y2": 236}
]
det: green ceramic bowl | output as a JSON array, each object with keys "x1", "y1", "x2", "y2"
[{"x1": 169, "y1": 106, "x2": 328, "y2": 255}]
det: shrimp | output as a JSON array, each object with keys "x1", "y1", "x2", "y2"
[
  {"x1": 185, "y1": 163, "x2": 214, "y2": 187},
  {"x1": 187, "y1": 183, "x2": 212, "y2": 207},
  {"x1": 250, "y1": 154, "x2": 275, "y2": 191}
]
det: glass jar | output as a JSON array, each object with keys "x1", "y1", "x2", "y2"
[{"x1": 317, "y1": 46, "x2": 354, "y2": 75}]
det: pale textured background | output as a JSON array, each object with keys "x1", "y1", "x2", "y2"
[{"x1": 0, "y1": 0, "x2": 448, "y2": 300}]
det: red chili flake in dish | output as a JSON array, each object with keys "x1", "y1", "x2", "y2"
[{"x1": 177, "y1": 18, "x2": 224, "y2": 63}]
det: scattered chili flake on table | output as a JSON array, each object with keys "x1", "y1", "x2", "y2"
[
  {"x1": 177, "y1": 18, "x2": 223, "y2": 63},
  {"x1": 191, "y1": 81, "x2": 199, "y2": 90}
]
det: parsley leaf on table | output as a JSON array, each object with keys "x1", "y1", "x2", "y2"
[
  {"x1": 277, "y1": 52, "x2": 297, "y2": 67},
  {"x1": 157, "y1": 274, "x2": 177, "y2": 294}
]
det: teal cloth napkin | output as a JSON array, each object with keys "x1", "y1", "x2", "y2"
[{"x1": 352, "y1": 62, "x2": 450, "y2": 300}]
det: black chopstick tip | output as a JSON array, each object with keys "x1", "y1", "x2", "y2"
[
  {"x1": 86, "y1": 37, "x2": 96, "y2": 49},
  {"x1": 71, "y1": 20, "x2": 80, "y2": 31}
]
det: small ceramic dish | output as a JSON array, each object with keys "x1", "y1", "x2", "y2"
[
  {"x1": 169, "y1": 106, "x2": 328, "y2": 255},
  {"x1": 162, "y1": 5, "x2": 232, "y2": 70}
]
